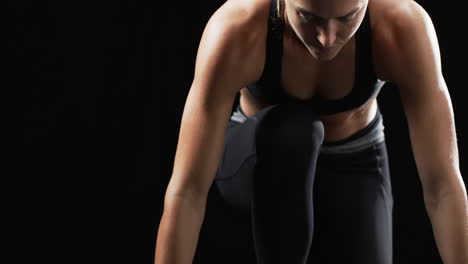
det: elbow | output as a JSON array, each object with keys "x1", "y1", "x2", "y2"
[
  {"x1": 422, "y1": 171, "x2": 467, "y2": 208},
  {"x1": 164, "y1": 183, "x2": 209, "y2": 208}
]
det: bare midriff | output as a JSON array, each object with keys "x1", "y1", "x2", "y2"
[{"x1": 239, "y1": 87, "x2": 379, "y2": 143}]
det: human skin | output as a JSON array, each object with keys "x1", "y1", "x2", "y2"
[{"x1": 155, "y1": 0, "x2": 468, "y2": 263}]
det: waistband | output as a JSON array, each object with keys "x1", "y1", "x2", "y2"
[
  {"x1": 320, "y1": 108, "x2": 385, "y2": 154},
  {"x1": 230, "y1": 103, "x2": 385, "y2": 155}
]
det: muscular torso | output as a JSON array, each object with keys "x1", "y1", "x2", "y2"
[{"x1": 237, "y1": 0, "x2": 395, "y2": 142}]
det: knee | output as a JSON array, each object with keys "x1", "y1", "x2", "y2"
[{"x1": 254, "y1": 103, "x2": 325, "y2": 154}]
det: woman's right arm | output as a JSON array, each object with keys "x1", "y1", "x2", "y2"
[{"x1": 154, "y1": 1, "x2": 263, "y2": 263}]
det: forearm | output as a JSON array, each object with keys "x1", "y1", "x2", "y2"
[
  {"x1": 424, "y1": 183, "x2": 468, "y2": 264},
  {"x1": 155, "y1": 193, "x2": 207, "y2": 264}
]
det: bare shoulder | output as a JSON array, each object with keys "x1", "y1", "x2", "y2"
[
  {"x1": 370, "y1": 0, "x2": 438, "y2": 82},
  {"x1": 211, "y1": 0, "x2": 271, "y2": 26},
  {"x1": 195, "y1": 0, "x2": 270, "y2": 89}
]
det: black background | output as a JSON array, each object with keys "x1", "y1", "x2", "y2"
[{"x1": 6, "y1": 0, "x2": 462, "y2": 263}]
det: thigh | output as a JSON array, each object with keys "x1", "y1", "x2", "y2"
[
  {"x1": 214, "y1": 104, "x2": 278, "y2": 212},
  {"x1": 214, "y1": 102, "x2": 323, "y2": 212},
  {"x1": 308, "y1": 141, "x2": 394, "y2": 264}
]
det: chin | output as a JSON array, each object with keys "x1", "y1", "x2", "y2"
[
  {"x1": 309, "y1": 44, "x2": 345, "y2": 61},
  {"x1": 314, "y1": 53, "x2": 335, "y2": 61},
  {"x1": 308, "y1": 47, "x2": 337, "y2": 61}
]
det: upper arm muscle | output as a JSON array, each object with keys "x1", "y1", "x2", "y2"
[
  {"x1": 165, "y1": 2, "x2": 261, "y2": 200},
  {"x1": 378, "y1": 1, "x2": 460, "y2": 196}
]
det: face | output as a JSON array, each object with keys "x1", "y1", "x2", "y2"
[{"x1": 284, "y1": 0, "x2": 368, "y2": 61}]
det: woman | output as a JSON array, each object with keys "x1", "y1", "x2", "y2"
[{"x1": 156, "y1": 0, "x2": 467, "y2": 263}]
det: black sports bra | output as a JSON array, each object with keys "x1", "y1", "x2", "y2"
[{"x1": 246, "y1": 0, "x2": 386, "y2": 115}]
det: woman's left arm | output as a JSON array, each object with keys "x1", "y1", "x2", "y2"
[{"x1": 377, "y1": 1, "x2": 468, "y2": 263}]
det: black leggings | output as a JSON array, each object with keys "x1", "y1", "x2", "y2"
[{"x1": 214, "y1": 102, "x2": 394, "y2": 264}]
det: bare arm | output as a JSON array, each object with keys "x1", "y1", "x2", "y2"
[
  {"x1": 154, "y1": 1, "x2": 264, "y2": 263},
  {"x1": 378, "y1": 1, "x2": 467, "y2": 263}
]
